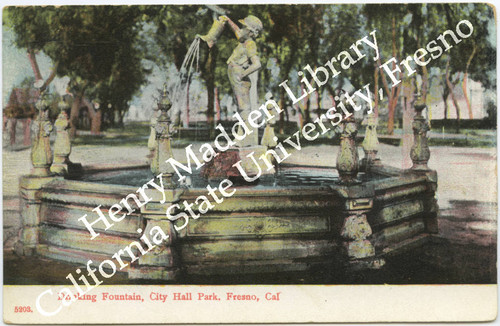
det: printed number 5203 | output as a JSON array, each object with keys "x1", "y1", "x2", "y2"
[{"x1": 14, "y1": 306, "x2": 33, "y2": 313}]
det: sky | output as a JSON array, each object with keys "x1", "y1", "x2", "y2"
[{"x1": 2, "y1": 27, "x2": 69, "y2": 106}]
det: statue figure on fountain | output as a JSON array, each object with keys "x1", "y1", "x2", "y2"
[
  {"x1": 199, "y1": 14, "x2": 263, "y2": 147},
  {"x1": 198, "y1": 13, "x2": 274, "y2": 180},
  {"x1": 222, "y1": 15, "x2": 263, "y2": 147}
]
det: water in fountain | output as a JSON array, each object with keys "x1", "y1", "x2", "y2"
[{"x1": 170, "y1": 37, "x2": 201, "y2": 128}]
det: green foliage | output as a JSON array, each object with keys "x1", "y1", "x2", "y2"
[
  {"x1": 4, "y1": 6, "x2": 148, "y2": 123},
  {"x1": 4, "y1": 4, "x2": 495, "y2": 128}
]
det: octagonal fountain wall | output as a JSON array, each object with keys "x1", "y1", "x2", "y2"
[{"x1": 17, "y1": 97, "x2": 438, "y2": 282}]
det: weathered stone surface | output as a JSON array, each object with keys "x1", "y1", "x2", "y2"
[
  {"x1": 185, "y1": 259, "x2": 323, "y2": 276},
  {"x1": 186, "y1": 213, "x2": 330, "y2": 238},
  {"x1": 346, "y1": 198, "x2": 373, "y2": 211},
  {"x1": 147, "y1": 108, "x2": 159, "y2": 162},
  {"x1": 30, "y1": 92, "x2": 53, "y2": 177},
  {"x1": 143, "y1": 219, "x2": 176, "y2": 244},
  {"x1": 41, "y1": 203, "x2": 143, "y2": 236},
  {"x1": 39, "y1": 225, "x2": 140, "y2": 258},
  {"x1": 151, "y1": 87, "x2": 175, "y2": 188},
  {"x1": 20, "y1": 226, "x2": 38, "y2": 247},
  {"x1": 142, "y1": 188, "x2": 184, "y2": 205},
  {"x1": 20, "y1": 203, "x2": 40, "y2": 226},
  {"x1": 128, "y1": 266, "x2": 179, "y2": 280},
  {"x1": 361, "y1": 114, "x2": 381, "y2": 167},
  {"x1": 181, "y1": 188, "x2": 336, "y2": 213},
  {"x1": 410, "y1": 102, "x2": 431, "y2": 171},
  {"x1": 372, "y1": 218, "x2": 425, "y2": 248},
  {"x1": 51, "y1": 109, "x2": 72, "y2": 176},
  {"x1": 370, "y1": 199, "x2": 424, "y2": 226},
  {"x1": 337, "y1": 115, "x2": 359, "y2": 184},
  {"x1": 341, "y1": 214, "x2": 372, "y2": 241},
  {"x1": 343, "y1": 239, "x2": 375, "y2": 259},
  {"x1": 37, "y1": 245, "x2": 132, "y2": 267},
  {"x1": 138, "y1": 246, "x2": 176, "y2": 267},
  {"x1": 181, "y1": 238, "x2": 336, "y2": 263}
]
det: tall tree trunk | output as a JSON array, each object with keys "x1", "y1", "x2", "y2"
[
  {"x1": 279, "y1": 88, "x2": 286, "y2": 134},
  {"x1": 445, "y1": 58, "x2": 461, "y2": 133},
  {"x1": 377, "y1": 15, "x2": 403, "y2": 135},
  {"x1": 298, "y1": 84, "x2": 310, "y2": 128},
  {"x1": 93, "y1": 110, "x2": 102, "y2": 135},
  {"x1": 40, "y1": 66, "x2": 57, "y2": 92},
  {"x1": 70, "y1": 94, "x2": 82, "y2": 139},
  {"x1": 27, "y1": 48, "x2": 57, "y2": 93},
  {"x1": 27, "y1": 48, "x2": 43, "y2": 81},
  {"x1": 421, "y1": 66, "x2": 429, "y2": 102},
  {"x1": 298, "y1": 106, "x2": 303, "y2": 130},
  {"x1": 315, "y1": 87, "x2": 321, "y2": 119},
  {"x1": 462, "y1": 43, "x2": 477, "y2": 120},
  {"x1": 442, "y1": 90, "x2": 449, "y2": 120},
  {"x1": 376, "y1": 17, "x2": 402, "y2": 135},
  {"x1": 215, "y1": 87, "x2": 221, "y2": 122},
  {"x1": 462, "y1": 75, "x2": 472, "y2": 119},
  {"x1": 206, "y1": 46, "x2": 217, "y2": 138},
  {"x1": 304, "y1": 96, "x2": 311, "y2": 125},
  {"x1": 420, "y1": 65, "x2": 431, "y2": 127},
  {"x1": 69, "y1": 85, "x2": 86, "y2": 139},
  {"x1": 23, "y1": 118, "x2": 32, "y2": 146},
  {"x1": 374, "y1": 66, "x2": 379, "y2": 117},
  {"x1": 9, "y1": 118, "x2": 17, "y2": 146},
  {"x1": 278, "y1": 65, "x2": 292, "y2": 134},
  {"x1": 402, "y1": 77, "x2": 415, "y2": 169},
  {"x1": 387, "y1": 98, "x2": 397, "y2": 134},
  {"x1": 82, "y1": 97, "x2": 101, "y2": 135},
  {"x1": 119, "y1": 110, "x2": 125, "y2": 127}
]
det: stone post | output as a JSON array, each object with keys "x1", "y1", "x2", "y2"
[
  {"x1": 17, "y1": 90, "x2": 60, "y2": 256},
  {"x1": 133, "y1": 87, "x2": 181, "y2": 281},
  {"x1": 334, "y1": 183, "x2": 384, "y2": 269},
  {"x1": 410, "y1": 99, "x2": 431, "y2": 171},
  {"x1": 337, "y1": 115, "x2": 359, "y2": 184},
  {"x1": 150, "y1": 87, "x2": 176, "y2": 188},
  {"x1": 260, "y1": 92, "x2": 278, "y2": 149},
  {"x1": 133, "y1": 202, "x2": 182, "y2": 281},
  {"x1": 30, "y1": 92, "x2": 53, "y2": 177},
  {"x1": 147, "y1": 105, "x2": 160, "y2": 164},
  {"x1": 361, "y1": 114, "x2": 381, "y2": 168},
  {"x1": 410, "y1": 97, "x2": 438, "y2": 234},
  {"x1": 341, "y1": 212, "x2": 375, "y2": 260},
  {"x1": 51, "y1": 100, "x2": 71, "y2": 176}
]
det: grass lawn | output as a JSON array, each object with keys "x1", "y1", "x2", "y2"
[{"x1": 73, "y1": 121, "x2": 496, "y2": 148}]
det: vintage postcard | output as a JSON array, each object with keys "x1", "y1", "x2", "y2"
[{"x1": 2, "y1": 1, "x2": 497, "y2": 324}]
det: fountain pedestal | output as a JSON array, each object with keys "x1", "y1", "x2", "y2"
[
  {"x1": 17, "y1": 90, "x2": 62, "y2": 256},
  {"x1": 50, "y1": 101, "x2": 82, "y2": 177},
  {"x1": 200, "y1": 145, "x2": 274, "y2": 180}
]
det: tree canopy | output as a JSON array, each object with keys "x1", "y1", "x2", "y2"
[{"x1": 3, "y1": 4, "x2": 496, "y2": 134}]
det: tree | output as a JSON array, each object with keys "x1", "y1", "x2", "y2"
[
  {"x1": 363, "y1": 4, "x2": 415, "y2": 135},
  {"x1": 4, "y1": 6, "x2": 148, "y2": 136},
  {"x1": 422, "y1": 4, "x2": 495, "y2": 131},
  {"x1": 442, "y1": 4, "x2": 495, "y2": 121}
]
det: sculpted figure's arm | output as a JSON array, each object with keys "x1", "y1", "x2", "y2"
[
  {"x1": 221, "y1": 16, "x2": 242, "y2": 39},
  {"x1": 242, "y1": 55, "x2": 261, "y2": 79}
]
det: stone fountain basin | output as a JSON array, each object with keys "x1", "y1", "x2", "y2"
[{"x1": 23, "y1": 162, "x2": 438, "y2": 280}]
